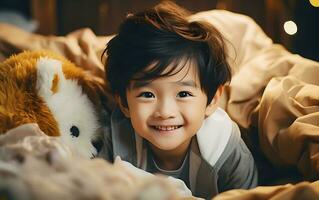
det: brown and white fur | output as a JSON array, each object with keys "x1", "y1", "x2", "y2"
[{"x1": 0, "y1": 51, "x2": 110, "y2": 158}]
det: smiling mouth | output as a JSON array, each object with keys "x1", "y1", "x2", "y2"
[{"x1": 152, "y1": 125, "x2": 183, "y2": 131}]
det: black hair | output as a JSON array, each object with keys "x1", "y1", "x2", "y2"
[{"x1": 103, "y1": 1, "x2": 232, "y2": 105}]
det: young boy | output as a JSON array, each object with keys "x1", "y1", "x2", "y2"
[{"x1": 100, "y1": 1, "x2": 257, "y2": 199}]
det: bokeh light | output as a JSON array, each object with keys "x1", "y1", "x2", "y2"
[
  {"x1": 284, "y1": 21, "x2": 298, "y2": 35},
  {"x1": 309, "y1": 0, "x2": 319, "y2": 7}
]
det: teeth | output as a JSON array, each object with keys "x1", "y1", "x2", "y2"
[{"x1": 154, "y1": 125, "x2": 180, "y2": 131}]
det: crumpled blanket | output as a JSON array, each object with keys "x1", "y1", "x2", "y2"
[
  {"x1": 213, "y1": 180, "x2": 319, "y2": 200},
  {"x1": 191, "y1": 10, "x2": 319, "y2": 182},
  {"x1": 0, "y1": 23, "x2": 112, "y2": 79},
  {"x1": 0, "y1": 124, "x2": 192, "y2": 200},
  {"x1": 1, "y1": 9, "x2": 319, "y2": 200},
  {"x1": 1, "y1": 123, "x2": 318, "y2": 200}
]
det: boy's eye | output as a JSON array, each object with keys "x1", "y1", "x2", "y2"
[
  {"x1": 137, "y1": 92, "x2": 155, "y2": 98},
  {"x1": 177, "y1": 91, "x2": 193, "y2": 98}
]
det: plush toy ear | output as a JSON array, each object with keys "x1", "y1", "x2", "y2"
[
  {"x1": 36, "y1": 58, "x2": 65, "y2": 99},
  {"x1": 77, "y1": 75, "x2": 116, "y2": 113}
]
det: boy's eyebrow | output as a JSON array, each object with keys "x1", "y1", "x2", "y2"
[{"x1": 131, "y1": 80, "x2": 198, "y2": 89}]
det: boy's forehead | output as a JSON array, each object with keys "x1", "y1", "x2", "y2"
[
  {"x1": 128, "y1": 57, "x2": 200, "y2": 89},
  {"x1": 130, "y1": 64, "x2": 199, "y2": 89}
]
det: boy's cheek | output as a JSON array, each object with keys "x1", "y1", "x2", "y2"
[{"x1": 132, "y1": 103, "x2": 154, "y2": 114}]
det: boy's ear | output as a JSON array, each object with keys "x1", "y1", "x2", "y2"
[
  {"x1": 115, "y1": 95, "x2": 130, "y2": 118},
  {"x1": 205, "y1": 86, "x2": 223, "y2": 117}
]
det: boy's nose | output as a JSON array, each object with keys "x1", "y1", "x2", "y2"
[{"x1": 154, "y1": 100, "x2": 177, "y2": 119}]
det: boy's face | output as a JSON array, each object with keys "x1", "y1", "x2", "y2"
[{"x1": 119, "y1": 60, "x2": 219, "y2": 156}]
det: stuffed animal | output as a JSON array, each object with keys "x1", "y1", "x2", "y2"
[{"x1": 0, "y1": 51, "x2": 109, "y2": 158}]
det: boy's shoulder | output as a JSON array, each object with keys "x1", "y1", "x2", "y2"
[
  {"x1": 195, "y1": 108, "x2": 258, "y2": 190},
  {"x1": 195, "y1": 107, "x2": 237, "y2": 167}
]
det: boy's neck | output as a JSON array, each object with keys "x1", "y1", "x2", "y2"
[{"x1": 149, "y1": 139, "x2": 192, "y2": 170}]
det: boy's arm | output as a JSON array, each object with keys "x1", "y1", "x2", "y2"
[
  {"x1": 215, "y1": 122, "x2": 258, "y2": 192},
  {"x1": 114, "y1": 157, "x2": 194, "y2": 198}
]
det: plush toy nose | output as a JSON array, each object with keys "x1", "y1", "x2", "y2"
[{"x1": 92, "y1": 139, "x2": 103, "y2": 153}]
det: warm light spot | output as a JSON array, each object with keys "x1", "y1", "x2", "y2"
[
  {"x1": 284, "y1": 21, "x2": 298, "y2": 35},
  {"x1": 309, "y1": 0, "x2": 319, "y2": 7}
]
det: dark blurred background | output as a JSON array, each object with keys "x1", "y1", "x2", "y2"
[{"x1": 0, "y1": 0, "x2": 318, "y2": 61}]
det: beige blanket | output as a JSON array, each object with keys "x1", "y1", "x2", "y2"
[
  {"x1": 0, "y1": 124, "x2": 187, "y2": 200},
  {"x1": 191, "y1": 10, "x2": 319, "y2": 183},
  {"x1": 1, "y1": 9, "x2": 319, "y2": 199},
  {"x1": 0, "y1": 24, "x2": 112, "y2": 79}
]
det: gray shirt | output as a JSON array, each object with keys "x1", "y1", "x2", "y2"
[
  {"x1": 99, "y1": 107, "x2": 258, "y2": 199},
  {"x1": 146, "y1": 144, "x2": 190, "y2": 188}
]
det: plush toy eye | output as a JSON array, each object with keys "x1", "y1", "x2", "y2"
[{"x1": 70, "y1": 125, "x2": 80, "y2": 138}]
